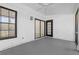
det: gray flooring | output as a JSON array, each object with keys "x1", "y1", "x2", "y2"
[{"x1": 0, "y1": 37, "x2": 79, "y2": 55}]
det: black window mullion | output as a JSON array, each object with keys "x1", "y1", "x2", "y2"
[{"x1": 8, "y1": 10, "x2": 10, "y2": 37}]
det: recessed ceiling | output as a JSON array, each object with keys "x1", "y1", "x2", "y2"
[{"x1": 23, "y1": 3, "x2": 78, "y2": 15}]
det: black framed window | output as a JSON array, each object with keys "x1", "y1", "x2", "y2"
[{"x1": 0, "y1": 6, "x2": 17, "y2": 40}]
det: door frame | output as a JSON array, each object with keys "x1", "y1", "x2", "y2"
[
  {"x1": 46, "y1": 20, "x2": 53, "y2": 37},
  {"x1": 75, "y1": 9, "x2": 79, "y2": 48},
  {"x1": 34, "y1": 18, "x2": 45, "y2": 39}
]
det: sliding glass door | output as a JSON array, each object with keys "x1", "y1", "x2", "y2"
[
  {"x1": 41, "y1": 21, "x2": 45, "y2": 37},
  {"x1": 35, "y1": 18, "x2": 45, "y2": 39},
  {"x1": 35, "y1": 19, "x2": 40, "y2": 38}
]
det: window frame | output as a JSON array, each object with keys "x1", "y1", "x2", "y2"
[{"x1": 0, "y1": 6, "x2": 17, "y2": 40}]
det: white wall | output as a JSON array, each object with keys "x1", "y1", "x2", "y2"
[
  {"x1": 46, "y1": 14, "x2": 75, "y2": 41},
  {"x1": 0, "y1": 3, "x2": 45, "y2": 51}
]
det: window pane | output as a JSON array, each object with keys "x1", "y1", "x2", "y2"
[
  {"x1": 1, "y1": 16, "x2": 9, "y2": 23},
  {"x1": 0, "y1": 31, "x2": 8, "y2": 38},
  {"x1": 9, "y1": 11, "x2": 15, "y2": 23},
  {"x1": 9, "y1": 11, "x2": 15, "y2": 18},
  {"x1": 41, "y1": 21, "x2": 44, "y2": 37},
  {"x1": 0, "y1": 24, "x2": 8, "y2": 30},
  {"x1": 8, "y1": 31, "x2": 15, "y2": 37},
  {"x1": 9, "y1": 24, "x2": 15, "y2": 30},
  {"x1": 47, "y1": 22, "x2": 51, "y2": 35},
  {"x1": 0, "y1": 16, "x2": 1, "y2": 22},
  {"x1": 35, "y1": 20, "x2": 40, "y2": 38},
  {"x1": 1, "y1": 8, "x2": 8, "y2": 17},
  {"x1": 10, "y1": 18, "x2": 15, "y2": 23}
]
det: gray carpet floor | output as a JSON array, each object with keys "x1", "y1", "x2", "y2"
[{"x1": 0, "y1": 37, "x2": 79, "y2": 55}]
